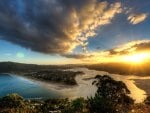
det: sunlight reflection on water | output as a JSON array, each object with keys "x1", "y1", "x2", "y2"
[{"x1": 65, "y1": 68, "x2": 149, "y2": 103}]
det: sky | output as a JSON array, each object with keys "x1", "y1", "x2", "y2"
[{"x1": 0, "y1": 0, "x2": 150, "y2": 64}]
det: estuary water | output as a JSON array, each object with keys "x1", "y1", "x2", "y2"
[{"x1": 0, "y1": 73, "x2": 61, "y2": 99}]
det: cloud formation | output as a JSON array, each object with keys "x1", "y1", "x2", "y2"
[
  {"x1": 66, "y1": 40, "x2": 150, "y2": 64},
  {"x1": 62, "y1": 53, "x2": 93, "y2": 59},
  {"x1": 108, "y1": 40, "x2": 150, "y2": 55},
  {"x1": 128, "y1": 13, "x2": 148, "y2": 24},
  {"x1": 0, "y1": 0, "x2": 122, "y2": 55}
]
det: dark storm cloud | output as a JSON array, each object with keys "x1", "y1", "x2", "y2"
[{"x1": 0, "y1": 0, "x2": 122, "y2": 54}]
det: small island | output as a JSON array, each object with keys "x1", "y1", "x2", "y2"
[{"x1": 24, "y1": 70, "x2": 84, "y2": 85}]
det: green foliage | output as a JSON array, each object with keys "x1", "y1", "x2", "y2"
[
  {"x1": 88, "y1": 75, "x2": 134, "y2": 113},
  {"x1": 71, "y1": 98, "x2": 84, "y2": 112},
  {"x1": 0, "y1": 94, "x2": 40, "y2": 113},
  {"x1": 88, "y1": 93, "x2": 116, "y2": 113}
]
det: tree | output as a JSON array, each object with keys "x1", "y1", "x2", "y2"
[
  {"x1": 71, "y1": 98, "x2": 85, "y2": 112},
  {"x1": 88, "y1": 75, "x2": 134, "y2": 113}
]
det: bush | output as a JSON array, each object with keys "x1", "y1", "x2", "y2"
[
  {"x1": 0, "y1": 93, "x2": 25, "y2": 109},
  {"x1": 62, "y1": 98, "x2": 89, "y2": 113},
  {"x1": 0, "y1": 94, "x2": 40, "y2": 113}
]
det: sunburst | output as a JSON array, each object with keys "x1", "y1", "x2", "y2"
[{"x1": 122, "y1": 52, "x2": 150, "y2": 64}]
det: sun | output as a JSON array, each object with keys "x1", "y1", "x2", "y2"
[{"x1": 122, "y1": 52, "x2": 150, "y2": 64}]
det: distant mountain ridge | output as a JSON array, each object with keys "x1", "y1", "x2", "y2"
[
  {"x1": 0, "y1": 61, "x2": 150, "y2": 76},
  {"x1": 0, "y1": 62, "x2": 67, "y2": 73},
  {"x1": 85, "y1": 62, "x2": 150, "y2": 76}
]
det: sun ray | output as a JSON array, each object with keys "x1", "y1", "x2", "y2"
[{"x1": 121, "y1": 52, "x2": 150, "y2": 64}]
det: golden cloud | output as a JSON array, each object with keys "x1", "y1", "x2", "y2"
[
  {"x1": 128, "y1": 13, "x2": 148, "y2": 24},
  {"x1": 67, "y1": 40, "x2": 150, "y2": 64}
]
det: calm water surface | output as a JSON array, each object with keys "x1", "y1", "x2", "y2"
[{"x1": 0, "y1": 74, "x2": 61, "y2": 99}]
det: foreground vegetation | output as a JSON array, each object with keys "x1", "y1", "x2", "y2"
[{"x1": 1, "y1": 75, "x2": 150, "y2": 113}]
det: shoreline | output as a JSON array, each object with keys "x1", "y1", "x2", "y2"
[
  {"x1": 12, "y1": 73, "x2": 78, "y2": 90},
  {"x1": 133, "y1": 79, "x2": 150, "y2": 96}
]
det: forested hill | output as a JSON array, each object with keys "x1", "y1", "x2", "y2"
[{"x1": 0, "y1": 62, "x2": 72, "y2": 73}]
